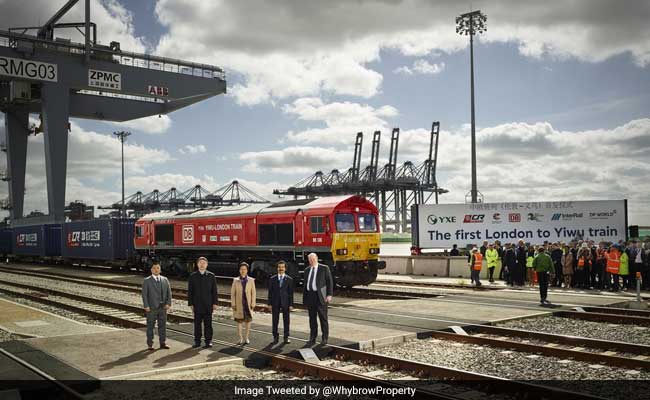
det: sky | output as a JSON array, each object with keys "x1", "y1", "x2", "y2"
[{"x1": 1, "y1": 0, "x2": 649, "y2": 224}]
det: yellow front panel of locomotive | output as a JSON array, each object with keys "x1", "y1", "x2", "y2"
[{"x1": 331, "y1": 233, "x2": 381, "y2": 262}]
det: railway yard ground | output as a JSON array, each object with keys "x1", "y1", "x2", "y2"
[{"x1": 1, "y1": 263, "x2": 649, "y2": 400}]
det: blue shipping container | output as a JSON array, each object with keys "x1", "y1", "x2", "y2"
[
  {"x1": 12, "y1": 224, "x2": 62, "y2": 257},
  {"x1": 61, "y1": 219, "x2": 135, "y2": 262},
  {"x1": 0, "y1": 227, "x2": 12, "y2": 255}
]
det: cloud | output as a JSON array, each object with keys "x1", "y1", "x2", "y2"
[
  {"x1": 282, "y1": 97, "x2": 398, "y2": 145},
  {"x1": 240, "y1": 146, "x2": 350, "y2": 175},
  {"x1": 153, "y1": 0, "x2": 650, "y2": 105},
  {"x1": 125, "y1": 174, "x2": 218, "y2": 193},
  {"x1": 178, "y1": 144, "x2": 207, "y2": 155},
  {"x1": 109, "y1": 115, "x2": 173, "y2": 134},
  {"x1": 394, "y1": 60, "x2": 445, "y2": 75}
]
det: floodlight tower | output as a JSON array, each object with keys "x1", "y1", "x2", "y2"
[
  {"x1": 113, "y1": 131, "x2": 131, "y2": 218},
  {"x1": 456, "y1": 10, "x2": 486, "y2": 203}
]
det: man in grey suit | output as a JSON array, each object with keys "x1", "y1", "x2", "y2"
[
  {"x1": 142, "y1": 261, "x2": 172, "y2": 350},
  {"x1": 303, "y1": 253, "x2": 333, "y2": 346}
]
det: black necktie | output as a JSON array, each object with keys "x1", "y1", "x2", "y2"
[{"x1": 309, "y1": 268, "x2": 316, "y2": 291}]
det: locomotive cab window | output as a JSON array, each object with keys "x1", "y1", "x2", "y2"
[
  {"x1": 310, "y1": 216, "x2": 325, "y2": 234},
  {"x1": 154, "y1": 224, "x2": 174, "y2": 246},
  {"x1": 358, "y1": 214, "x2": 377, "y2": 232},
  {"x1": 335, "y1": 213, "x2": 355, "y2": 232}
]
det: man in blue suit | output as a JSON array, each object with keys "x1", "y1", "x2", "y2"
[{"x1": 267, "y1": 260, "x2": 294, "y2": 344}]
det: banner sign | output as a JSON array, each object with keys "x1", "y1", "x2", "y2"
[{"x1": 414, "y1": 200, "x2": 627, "y2": 248}]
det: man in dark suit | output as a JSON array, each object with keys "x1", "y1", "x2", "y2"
[
  {"x1": 142, "y1": 261, "x2": 172, "y2": 350},
  {"x1": 303, "y1": 253, "x2": 333, "y2": 346},
  {"x1": 267, "y1": 260, "x2": 294, "y2": 344},
  {"x1": 188, "y1": 256, "x2": 218, "y2": 348}
]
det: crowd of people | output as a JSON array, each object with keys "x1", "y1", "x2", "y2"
[{"x1": 463, "y1": 239, "x2": 649, "y2": 304}]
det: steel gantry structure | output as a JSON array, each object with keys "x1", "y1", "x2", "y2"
[
  {"x1": 0, "y1": 0, "x2": 226, "y2": 225},
  {"x1": 100, "y1": 180, "x2": 270, "y2": 217},
  {"x1": 274, "y1": 122, "x2": 447, "y2": 233}
]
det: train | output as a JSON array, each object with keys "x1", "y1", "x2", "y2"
[{"x1": 0, "y1": 195, "x2": 386, "y2": 287}]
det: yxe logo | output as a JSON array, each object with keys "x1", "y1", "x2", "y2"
[
  {"x1": 427, "y1": 215, "x2": 456, "y2": 225},
  {"x1": 463, "y1": 214, "x2": 485, "y2": 223}
]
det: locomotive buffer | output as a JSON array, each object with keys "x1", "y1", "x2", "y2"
[{"x1": 0, "y1": 0, "x2": 226, "y2": 224}]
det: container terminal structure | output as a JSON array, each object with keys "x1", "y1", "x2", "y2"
[
  {"x1": 274, "y1": 122, "x2": 447, "y2": 233},
  {"x1": 0, "y1": 0, "x2": 226, "y2": 227}
]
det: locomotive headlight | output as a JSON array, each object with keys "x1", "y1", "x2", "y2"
[
  {"x1": 369, "y1": 247, "x2": 380, "y2": 255},
  {"x1": 336, "y1": 248, "x2": 348, "y2": 256}
]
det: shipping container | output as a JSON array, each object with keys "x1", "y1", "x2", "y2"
[
  {"x1": 61, "y1": 218, "x2": 135, "y2": 265},
  {"x1": 0, "y1": 227, "x2": 12, "y2": 255},
  {"x1": 12, "y1": 224, "x2": 62, "y2": 257}
]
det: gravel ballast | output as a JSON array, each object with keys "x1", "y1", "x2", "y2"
[
  {"x1": 498, "y1": 315, "x2": 650, "y2": 345},
  {"x1": 372, "y1": 337, "x2": 650, "y2": 399}
]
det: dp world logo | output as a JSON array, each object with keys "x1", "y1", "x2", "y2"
[{"x1": 427, "y1": 215, "x2": 456, "y2": 225}]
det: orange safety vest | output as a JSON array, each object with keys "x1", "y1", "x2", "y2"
[
  {"x1": 473, "y1": 253, "x2": 483, "y2": 271},
  {"x1": 606, "y1": 249, "x2": 621, "y2": 274}
]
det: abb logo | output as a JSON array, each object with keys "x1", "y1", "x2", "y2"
[{"x1": 182, "y1": 225, "x2": 194, "y2": 243}]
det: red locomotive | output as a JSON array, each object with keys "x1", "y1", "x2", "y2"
[{"x1": 134, "y1": 195, "x2": 386, "y2": 287}]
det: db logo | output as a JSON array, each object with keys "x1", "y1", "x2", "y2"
[{"x1": 182, "y1": 225, "x2": 194, "y2": 243}]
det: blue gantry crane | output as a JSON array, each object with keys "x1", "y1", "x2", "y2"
[{"x1": 0, "y1": 0, "x2": 226, "y2": 224}]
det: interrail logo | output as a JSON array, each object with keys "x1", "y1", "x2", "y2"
[
  {"x1": 463, "y1": 214, "x2": 484, "y2": 223},
  {"x1": 182, "y1": 225, "x2": 194, "y2": 243},
  {"x1": 552, "y1": 213, "x2": 583, "y2": 221},
  {"x1": 508, "y1": 213, "x2": 521, "y2": 222}
]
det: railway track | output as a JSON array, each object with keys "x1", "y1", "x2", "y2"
[{"x1": 0, "y1": 279, "x2": 606, "y2": 400}]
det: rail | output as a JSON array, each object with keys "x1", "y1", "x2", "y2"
[{"x1": 0, "y1": 29, "x2": 225, "y2": 81}]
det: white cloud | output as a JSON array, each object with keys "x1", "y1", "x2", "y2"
[
  {"x1": 394, "y1": 60, "x2": 445, "y2": 75},
  {"x1": 282, "y1": 97, "x2": 398, "y2": 145},
  {"x1": 125, "y1": 174, "x2": 218, "y2": 193},
  {"x1": 240, "y1": 146, "x2": 350, "y2": 175},
  {"x1": 178, "y1": 144, "x2": 207, "y2": 155},
  {"x1": 110, "y1": 115, "x2": 172, "y2": 135},
  {"x1": 152, "y1": 0, "x2": 650, "y2": 105}
]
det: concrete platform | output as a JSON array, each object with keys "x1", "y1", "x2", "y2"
[
  {"x1": 24, "y1": 329, "x2": 244, "y2": 380},
  {"x1": 0, "y1": 298, "x2": 115, "y2": 337}
]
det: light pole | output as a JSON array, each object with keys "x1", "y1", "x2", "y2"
[
  {"x1": 457, "y1": 10, "x2": 486, "y2": 203},
  {"x1": 113, "y1": 131, "x2": 131, "y2": 218}
]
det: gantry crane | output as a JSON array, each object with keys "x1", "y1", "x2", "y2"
[{"x1": 0, "y1": 0, "x2": 226, "y2": 224}]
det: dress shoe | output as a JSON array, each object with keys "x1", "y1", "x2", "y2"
[
  {"x1": 306, "y1": 339, "x2": 315, "y2": 346},
  {"x1": 203, "y1": 342, "x2": 213, "y2": 348},
  {"x1": 284, "y1": 338, "x2": 291, "y2": 344},
  {"x1": 321, "y1": 338, "x2": 328, "y2": 345},
  {"x1": 192, "y1": 343, "x2": 202, "y2": 348},
  {"x1": 147, "y1": 346, "x2": 155, "y2": 351},
  {"x1": 272, "y1": 337, "x2": 279, "y2": 344},
  {"x1": 159, "y1": 344, "x2": 170, "y2": 349}
]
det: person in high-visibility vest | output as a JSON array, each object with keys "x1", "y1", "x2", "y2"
[
  {"x1": 606, "y1": 245, "x2": 621, "y2": 292},
  {"x1": 619, "y1": 245, "x2": 629, "y2": 291},
  {"x1": 469, "y1": 247, "x2": 482, "y2": 287},
  {"x1": 485, "y1": 243, "x2": 499, "y2": 283},
  {"x1": 526, "y1": 247, "x2": 536, "y2": 287}
]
